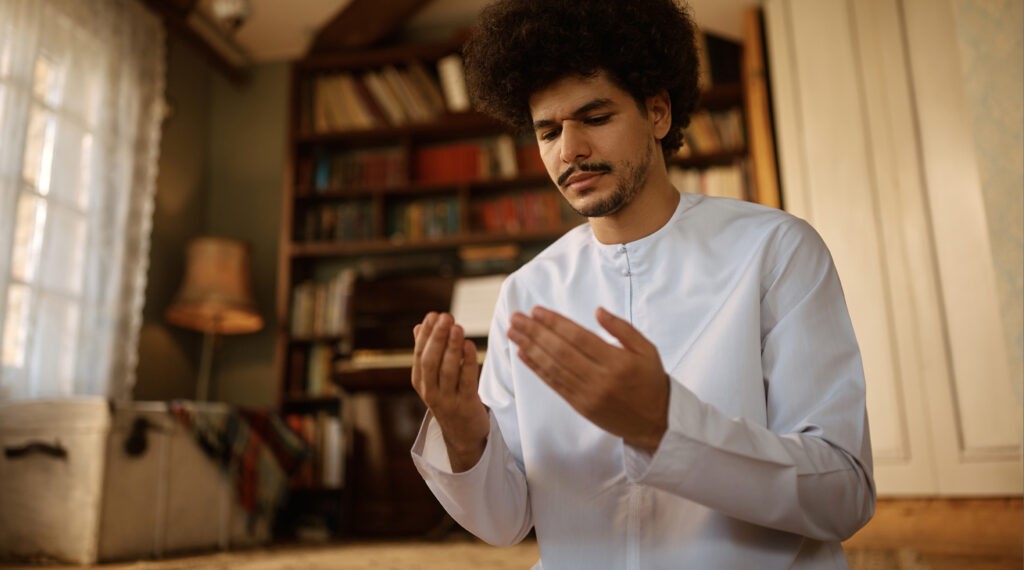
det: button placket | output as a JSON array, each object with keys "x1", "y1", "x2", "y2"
[{"x1": 620, "y1": 244, "x2": 634, "y2": 324}]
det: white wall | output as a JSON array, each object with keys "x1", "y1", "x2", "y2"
[{"x1": 765, "y1": 0, "x2": 1022, "y2": 495}]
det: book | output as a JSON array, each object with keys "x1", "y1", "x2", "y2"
[
  {"x1": 407, "y1": 61, "x2": 448, "y2": 116},
  {"x1": 436, "y1": 53, "x2": 470, "y2": 112},
  {"x1": 313, "y1": 76, "x2": 336, "y2": 132},
  {"x1": 516, "y1": 141, "x2": 546, "y2": 175},
  {"x1": 381, "y1": 65, "x2": 430, "y2": 122},
  {"x1": 350, "y1": 74, "x2": 390, "y2": 127},
  {"x1": 459, "y1": 243, "x2": 520, "y2": 275},
  {"x1": 362, "y1": 70, "x2": 408, "y2": 126},
  {"x1": 337, "y1": 348, "x2": 487, "y2": 371},
  {"x1": 703, "y1": 164, "x2": 746, "y2": 200},
  {"x1": 685, "y1": 111, "x2": 722, "y2": 154},
  {"x1": 491, "y1": 135, "x2": 519, "y2": 178},
  {"x1": 336, "y1": 73, "x2": 377, "y2": 129},
  {"x1": 321, "y1": 415, "x2": 344, "y2": 488}
]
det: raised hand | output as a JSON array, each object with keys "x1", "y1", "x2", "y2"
[
  {"x1": 411, "y1": 312, "x2": 490, "y2": 471},
  {"x1": 507, "y1": 306, "x2": 670, "y2": 453}
]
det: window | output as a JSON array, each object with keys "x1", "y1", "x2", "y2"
[{"x1": 0, "y1": 0, "x2": 165, "y2": 401}]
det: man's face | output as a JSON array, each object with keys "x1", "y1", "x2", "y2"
[{"x1": 529, "y1": 72, "x2": 660, "y2": 218}]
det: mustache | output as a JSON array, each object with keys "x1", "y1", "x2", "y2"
[{"x1": 557, "y1": 162, "x2": 613, "y2": 187}]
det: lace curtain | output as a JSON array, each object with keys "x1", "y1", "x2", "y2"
[{"x1": 0, "y1": 0, "x2": 165, "y2": 400}]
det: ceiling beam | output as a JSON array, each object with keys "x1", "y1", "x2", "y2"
[
  {"x1": 139, "y1": 0, "x2": 250, "y2": 84},
  {"x1": 309, "y1": 0, "x2": 434, "y2": 54}
]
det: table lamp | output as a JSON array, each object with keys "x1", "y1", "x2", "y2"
[{"x1": 165, "y1": 236, "x2": 264, "y2": 401}]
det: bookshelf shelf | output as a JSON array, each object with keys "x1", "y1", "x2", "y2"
[
  {"x1": 698, "y1": 82, "x2": 745, "y2": 109},
  {"x1": 280, "y1": 395, "x2": 343, "y2": 415},
  {"x1": 289, "y1": 225, "x2": 579, "y2": 258},
  {"x1": 287, "y1": 334, "x2": 347, "y2": 346},
  {"x1": 295, "y1": 111, "x2": 506, "y2": 145},
  {"x1": 335, "y1": 367, "x2": 414, "y2": 392}
]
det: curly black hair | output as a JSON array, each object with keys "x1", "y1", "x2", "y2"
[{"x1": 462, "y1": 0, "x2": 702, "y2": 159}]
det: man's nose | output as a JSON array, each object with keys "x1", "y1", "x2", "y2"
[{"x1": 559, "y1": 122, "x2": 591, "y2": 164}]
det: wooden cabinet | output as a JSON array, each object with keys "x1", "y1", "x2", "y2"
[{"x1": 275, "y1": 22, "x2": 779, "y2": 537}]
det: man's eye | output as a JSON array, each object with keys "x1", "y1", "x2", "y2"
[
  {"x1": 540, "y1": 128, "x2": 561, "y2": 141},
  {"x1": 585, "y1": 115, "x2": 611, "y2": 125}
]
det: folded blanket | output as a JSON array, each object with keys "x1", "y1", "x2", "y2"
[{"x1": 168, "y1": 401, "x2": 312, "y2": 531}]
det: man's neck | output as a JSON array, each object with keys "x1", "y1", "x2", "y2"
[{"x1": 589, "y1": 174, "x2": 681, "y2": 244}]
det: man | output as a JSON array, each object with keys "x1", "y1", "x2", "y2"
[{"x1": 409, "y1": 0, "x2": 875, "y2": 568}]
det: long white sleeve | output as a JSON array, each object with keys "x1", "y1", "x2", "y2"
[
  {"x1": 623, "y1": 218, "x2": 875, "y2": 541},
  {"x1": 410, "y1": 411, "x2": 532, "y2": 546}
]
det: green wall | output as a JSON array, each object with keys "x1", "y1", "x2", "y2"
[
  {"x1": 135, "y1": 34, "x2": 213, "y2": 402},
  {"x1": 135, "y1": 33, "x2": 287, "y2": 407},
  {"x1": 205, "y1": 60, "x2": 288, "y2": 406}
]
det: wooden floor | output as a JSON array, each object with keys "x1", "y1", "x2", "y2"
[
  {"x1": 2, "y1": 499, "x2": 1020, "y2": 569},
  {"x1": 842, "y1": 498, "x2": 1022, "y2": 570}
]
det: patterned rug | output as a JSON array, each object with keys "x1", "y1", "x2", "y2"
[{"x1": 3, "y1": 541, "x2": 1021, "y2": 570}]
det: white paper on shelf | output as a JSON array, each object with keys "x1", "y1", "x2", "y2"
[{"x1": 450, "y1": 274, "x2": 507, "y2": 338}]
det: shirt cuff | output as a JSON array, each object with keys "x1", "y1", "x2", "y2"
[
  {"x1": 623, "y1": 375, "x2": 703, "y2": 484},
  {"x1": 411, "y1": 409, "x2": 496, "y2": 477},
  {"x1": 412, "y1": 411, "x2": 454, "y2": 472}
]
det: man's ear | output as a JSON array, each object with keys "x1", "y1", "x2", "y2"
[{"x1": 646, "y1": 90, "x2": 672, "y2": 140}]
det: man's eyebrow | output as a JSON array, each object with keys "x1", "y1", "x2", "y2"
[{"x1": 532, "y1": 98, "x2": 614, "y2": 130}]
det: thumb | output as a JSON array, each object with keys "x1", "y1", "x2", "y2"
[{"x1": 596, "y1": 307, "x2": 651, "y2": 354}]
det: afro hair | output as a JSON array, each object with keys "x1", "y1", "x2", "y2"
[{"x1": 462, "y1": 0, "x2": 702, "y2": 158}]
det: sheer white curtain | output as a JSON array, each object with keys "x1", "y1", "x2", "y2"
[{"x1": 0, "y1": 0, "x2": 165, "y2": 401}]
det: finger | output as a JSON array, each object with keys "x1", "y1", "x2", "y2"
[
  {"x1": 423, "y1": 313, "x2": 454, "y2": 372},
  {"x1": 509, "y1": 307, "x2": 609, "y2": 370},
  {"x1": 438, "y1": 323, "x2": 466, "y2": 397},
  {"x1": 458, "y1": 338, "x2": 480, "y2": 395},
  {"x1": 413, "y1": 312, "x2": 438, "y2": 359},
  {"x1": 508, "y1": 313, "x2": 589, "y2": 393},
  {"x1": 411, "y1": 312, "x2": 439, "y2": 391},
  {"x1": 515, "y1": 345, "x2": 580, "y2": 401},
  {"x1": 528, "y1": 306, "x2": 616, "y2": 363},
  {"x1": 596, "y1": 307, "x2": 653, "y2": 354},
  {"x1": 419, "y1": 313, "x2": 453, "y2": 393}
]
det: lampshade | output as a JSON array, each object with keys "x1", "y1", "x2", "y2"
[{"x1": 165, "y1": 236, "x2": 264, "y2": 335}]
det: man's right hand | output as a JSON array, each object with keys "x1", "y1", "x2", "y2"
[{"x1": 411, "y1": 312, "x2": 490, "y2": 472}]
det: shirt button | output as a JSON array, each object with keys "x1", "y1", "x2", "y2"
[
  {"x1": 623, "y1": 269, "x2": 631, "y2": 276},
  {"x1": 618, "y1": 245, "x2": 627, "y2": 253}
]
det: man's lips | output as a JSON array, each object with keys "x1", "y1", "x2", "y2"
[
  {"x1": 563, "y1": 171, "x2": 604, "y2": 189},
  {"x1": 558, "y1": 163, "x2": 613, "y2": 188}
]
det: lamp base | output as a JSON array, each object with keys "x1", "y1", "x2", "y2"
[{"x1": 196, "y1": 330, "x2": 217, "y2": 401}]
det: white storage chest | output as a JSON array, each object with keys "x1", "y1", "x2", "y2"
[{"x1": 0, "y1": 398, "x2": 275, "y2": 564}]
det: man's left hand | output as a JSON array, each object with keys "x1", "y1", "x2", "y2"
[{"x1": 507, "y1": 306, "x2": 670, "y2": 453}]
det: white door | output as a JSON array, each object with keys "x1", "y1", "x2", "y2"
[{"x1": 763, "y1": 0, "x2": 1022, "y2": 495}]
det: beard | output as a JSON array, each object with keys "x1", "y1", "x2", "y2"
[{"x1": 563, "y1": 140, "x2": 653, "y2": 218}]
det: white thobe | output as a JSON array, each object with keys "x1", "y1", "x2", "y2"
[{"x1": 411, "y1": 193, "x2": 875, "y2": 569}]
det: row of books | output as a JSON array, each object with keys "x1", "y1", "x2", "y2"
[
  {"x1": 414, "y1": 136, "x2": 519, "y2": 185},
  {"x1": 387, "y1": 196, "x2": 460, "y2": 242},
  {"x1": 300, "y1": 201, "x2": 374, "y2": 242},
  {"x1": 297, "y1": 191, "x2": 578, "y2": 245},
  {"x1": 680, "y1": 109, "x2": 746, "y2": 156},
  {"x1": 309, "y1": 54, "x2": 469, "y2": 133},
  {"x1": 297, "y1": 136, "x2": 544, "y2": 193},
  {"x1": 471, "y1": 190, "x2": 579, "y2": 234},
  {"x1": 285, "y1": 412, "x2": 345, "y2": 489},
  {"x1": 668, "y1": 163, "x2": 748, "y2": 201},
  {"x1": 303, "y1": 147, "x2": 407, "y2": 193},
  {"x1": 290, "y1": 268, "x2": 357, "y2": 338}
]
